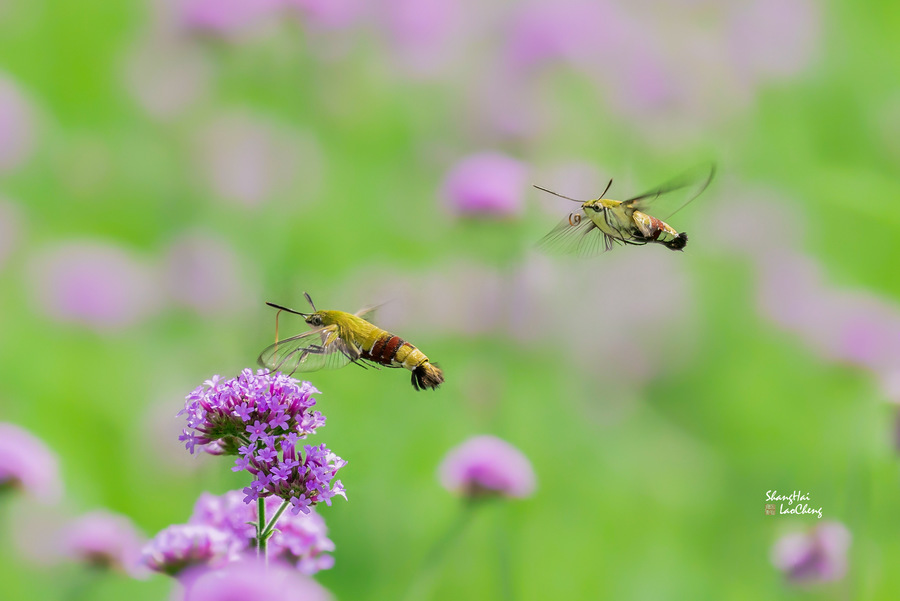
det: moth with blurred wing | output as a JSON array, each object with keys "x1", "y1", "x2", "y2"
[
  {"x1": 257, "y1": 294, "x2": 444, "y2": 391},
  {"x1": 535, "y1": 163, "x2": 715, "y2": 255}
]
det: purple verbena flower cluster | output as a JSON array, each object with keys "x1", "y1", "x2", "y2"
[
  {"x1": 178, "y1": 369, "x2": 346, "y2": 513},
  {"x1": 190, "y1": 490, "x2": 335, "y2": 574},
  {"x1": 142, "y1": 488, "x2": 335, "y2": 577},
  {"x1": 142, "y1": 524, "x2": 238, "y2": 576}
]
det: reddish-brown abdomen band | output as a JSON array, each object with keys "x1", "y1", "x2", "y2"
[
  {"x1": 380, "y1": 336, "x2": 404, "y2": 364},
  {"x1": 368, "y1": 337, "x2": 387, "y2": 361}
]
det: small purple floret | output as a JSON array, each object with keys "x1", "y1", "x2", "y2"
[
  {"x1": 290, "y1": 494, "x2": 312, "y2": 515},
  {"x1": 232, "y1": 404, "x2": 252, "y2": 422},
  {"x1": 246, "y1": 420, "x2": 267, "y2": 441},
  {"x1": 256, "y1": 446, "x2": 277, "y2": 463},
  {"x1": 269, "y1": 411, "x2": 290, "y2": 431}
]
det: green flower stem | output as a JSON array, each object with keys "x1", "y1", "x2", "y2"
[
  {"x1": 64, "y1": 566, "x2": 102, "y2": 601},
  {"x1": 257, "y1": 496, "x2": 267, "y2": 562},
  {"x1": 403, "y1": 498, "x2": 480, "y2": 601},
  {"x1": 496, "y1": 506, "x2": 514, "y2": 601},
  {"x1": 260, "y1": 500, "x2": 290, "y2": 540}
]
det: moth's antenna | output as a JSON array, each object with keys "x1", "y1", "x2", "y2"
[
  {"x1": 304, "y1": 292, "x2": 317, "y2": 312},
  {"x1": 265, "y1": 302, "x2": 309, "y2": 317},
  {"x1": 600, "y1": 179, "x2": 613, "y2": 199},
  {"x1": 532, "y1": 184, "x2": 587, "y2": 203}
]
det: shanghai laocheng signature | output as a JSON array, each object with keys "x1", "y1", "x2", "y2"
[{"x1": 765, "y1": 490, "x2": 823, "y2": 519}]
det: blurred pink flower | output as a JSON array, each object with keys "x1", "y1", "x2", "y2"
[
  {"x1": 61, "y1": 510, "x2": 148, "y2": 576},
  {"x1": 0, "y1": 73, "x2": 36, "y2": 172},
  {"x1": 497, "y1": 0, "x2": 821, "y2": 143},
  {"x1": 756, "y1": 250, "x2": 824, "y2": 334},
  {"x1": 0, "y1": 422, "x2": 62, "y2": 504},
  {"x1": 285, "y1": 0, "x2": 362, "y2": 29},
  {"x1": 163, "y1": 231, "x2": 253, "y2": 315},
  {"x1": 0, "y1": 198, "x2": 23, "y2": 270},
  {"x1": 179, "y1": 0, "x2": 282, "y2": 36},
  {"x1": 438, "y1": 435, "x2": 536, "y2": 499},
  {"x1": 27, "y1": 240, "x2": 162, "y2": 331},
  {"x1": 123, "y1": 33, "x2": 212, "y2": 119},
  {"x1": 469, "y1": 71, "x2": 549, "y2": 141},
  {"x1": 196, "y1": 112, "x2": 321, "y2": 208},
  {"x1": 728, "y1": 0, "x2": 820, "y2": 81},
  {"x1": 610, "y1": 42, "x2": 677, "y2": 114},
  {"x1": 441, "y1": 152, "x2": 527, "y2": 218},
  {"x1": 504, "y1": 0, "x2": 627, "y2": 72},
  {"x1": 771, "y1": 521, "x2": 851, "y2": 583},
  {"x1": 830, "y1": 294, "x2": 900, "y2": 371},
  {"x1": 377, "y1": 0, "x2": 464, "y2": 75},
  {"x1": 182, "y1": 559, "x2": 333, "y2": 601},
  {"x1": 756, "y1": 249, "x2": 900, "y2": 374},
  {"x1": 143, "y1": 524, "x2": 239, "y2": 576}
]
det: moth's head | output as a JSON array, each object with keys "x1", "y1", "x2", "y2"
[
  {"x1": 300, "y1": 292, "x2": 324, "y2": 326},
  {"x1": 305, "y1": 312, "x2": 325, "y2": 327}
]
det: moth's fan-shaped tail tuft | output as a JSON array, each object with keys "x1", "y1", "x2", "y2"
[
  {"x1": 665, "y1": 232, "x2": 688, "y2": 251},
  {"x1": 411, "y1": 363, "x2": 444, "y2": 391}
]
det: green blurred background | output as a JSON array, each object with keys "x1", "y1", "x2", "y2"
[{"x1": 1, "y1": 0, "x2": 899, "y2": 599}]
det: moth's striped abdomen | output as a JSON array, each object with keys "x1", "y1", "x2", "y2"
[{"x1": 360, "y1": 330, "x2": 443, "y2": 390}]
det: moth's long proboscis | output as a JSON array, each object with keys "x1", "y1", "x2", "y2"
[{"x1": 265, "y1": 301, "x2": 309, "y2": 317}]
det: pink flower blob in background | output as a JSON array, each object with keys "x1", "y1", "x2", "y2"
[
  {"x1": 441, "y1": 152, "x2": 527, "y2": 218},
  {"x1": 195, "y1": 112, "x2": 322, "y2": 208},
  {"x1": 181, "y1": 559, "x2": 333, "y2": 601},
  {"x1": 0, "y1": 73, "x2": 36, "y2": 173},
  {"x1": 27, "y1": 240, "x2": 162, "y2": 331},
  {"x1": 162, "y1": 231, "x2": 254, "y2": 315},
  {"x1": 0, "y1": 422, "x2": 62, "y2": 504},
  {"x1": 438, "y1": 435, "x2": 536, "y2": 499},
  {"x1": 61, "y1": 510, "x2": 148, "y2": 576},
  {"x1": 771, "y1": 521, "x2": 851, "y2": 583}
]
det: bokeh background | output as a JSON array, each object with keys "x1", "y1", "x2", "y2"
[{"x1": 1, "y1": 0, "x2": 899, "y2": 598}]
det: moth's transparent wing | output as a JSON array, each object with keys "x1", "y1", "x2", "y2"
[
  {"x1": 354, "y1": 304, "x2": 383, "y2": 324},
  {"x1": 621, "y1": 163, "x2": 715, "y2": 220},
  {"x1": 537, "y1": 209, "x2": 615, "y2": 257},
  {"x1": 257, "y1": 326, "x2": 354, "y2": 375}
]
